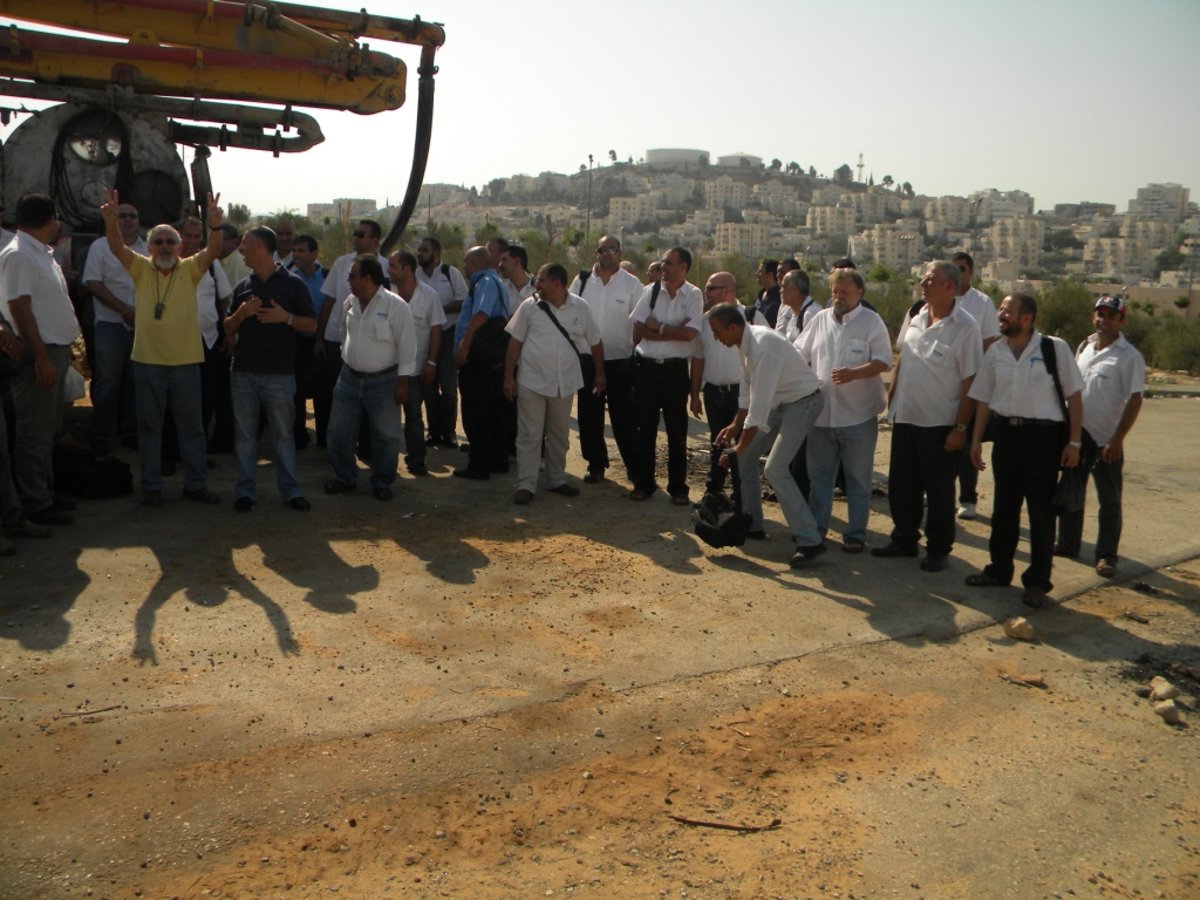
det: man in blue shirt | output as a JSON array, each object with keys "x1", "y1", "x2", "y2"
[
  {"x1": 288, "y1": 234, "x2": 325, "y2": 448},
  {"x1": 452, "y1": 245, "x2": 510, "y2": 480}
]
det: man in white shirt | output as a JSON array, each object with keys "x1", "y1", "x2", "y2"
[
  {"x1": 966, "y1": 293, "x2": 1083, "y2": 608},
  {"x1": 709, "y1": 304, "x2": 826, "y2": 567},
  {"x1": 874, "y1": 260, "x2": 982, "y2": 571},
  {"x1": 271, "y1": 219, "x2": 296, "y2": 269},
  {"x1": 416, "y1": 236, "x2": 468, "y2": 447},
  {"x1": 0, "y1": 193, "x2": 81, "y2": 526},
  {"x1": 775, "y1": 269, "x2": 822, "y2": 345},
  {"x1": 629, "y1": 246, "x2": 703, "y2": 504},
  {"x1": 951, "y1": 252, "x2": 1001, "y2": 520},
  {"x1": 315, "y1": 220, "x2": 389, "y2": 448},
  {"x1": 324, "y1": 255, "x2": 416, "y2": 502},
  {"x1": 503, "y1": 263, "x2": 604, "y2": 505},
  {"x1": 83, "y1": 201, "x2": 146, "y2": 456},
  {"x1": 797, "y1": 269, "x2": 891, "y2": 553},
  {"x1": 1055, "y1": 295, "x2": 1145, "y2": 578},
  {"x1": 499, "y1": 245, "x2": 535, "y2": 319},
  {"x1": 388, "y1": 250, "x2": 445, "y2": 477},
  {"x1": 570, "y1": 235, "x2": 643, "y2": 485},
  {"x1": 689, "y1": 271, "x2": 744, "y2": 500}
]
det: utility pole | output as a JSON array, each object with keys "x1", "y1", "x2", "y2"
[{"x1": 584, "y1": 154, "x2": 594, "y2": 246}]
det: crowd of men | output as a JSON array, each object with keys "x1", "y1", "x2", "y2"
[{"x1": 0, "y1": 191, "x2": 1146, "y2": 608}]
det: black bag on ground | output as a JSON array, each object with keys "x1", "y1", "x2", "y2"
[
  {"x1": 53, "y1": 444, "x2": 134, "y2": 499},
  {"x1": 692, "y1": 448, "x2": 753, "y2": 548}
]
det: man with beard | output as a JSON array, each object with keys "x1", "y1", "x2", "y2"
[
  {"x1": 99, "y1": 188, "x2": 224, "y2": 507},
  {"x1": 966, "y1": 293, "x2": 1083, "y2": 608}
]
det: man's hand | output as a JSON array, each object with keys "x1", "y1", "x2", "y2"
[
  {"x1": 206, "y1": 192, "x2": 224, "y2": 228},
  {"x1": 944, "y1": 428, "x2": 966, "y2": 453},
  {"x1": 831, "y1": 366, "x2": 856, "y2": 385},
  {"x1": 0, "y1": 325, "x2": 20, "y2": 359},
  {"x1": 689, "y1": 392, "x2": 702, "y2": 418},
  {"x1": 1100, "y1": 439, "x2": 1123, "y2": 464},
  {"x1": 592, "y1": 373, "x2": 606, "y2": 396},
  {"x1": 238, "y1": 297, "x2": 263, "y2": 321},
  {"x1": 970, "y1": 442, "x2": 986, "y2": 472},
  {"x1": 422, "y1": 361, "x2": 437, "y2": 385},
  {"x1": 503, "y1": 374, "x2": 516, "y2": 401},
  {"x1": 714, "y1": 422, "x2": 739, "y2": 450},
  {"x1": 33, "y1": 354, "x2": 57, "y2": 388},
  {"x1": 314, "y1": 335, "x2": 326, "y2": 358},
  {"x1": 453, "y1": 345, "x2": 468, "y2": 368},
  {"x1": 255, "y1": 302, "x2": 290, "y2": 325},
  {"x1": 393, "y1": 378, "x2": 408, "y2": 406},
  {"x1": 1061, "y1": 443, "x2": 1080, "y2": 469},
  {"x1": 121, "y1": 307, "x2": 136, "y2": 326},
  {"x1": 100, "y1": 188, "x2": 119, "y2": 224}
]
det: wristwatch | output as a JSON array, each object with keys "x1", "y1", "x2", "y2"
[
  {"x1": 1068, "y1": 440, "x2": 1082, "y2": 449},
  {"x1": 954, "y1": 423, "x2": 967, "y2": 433}
]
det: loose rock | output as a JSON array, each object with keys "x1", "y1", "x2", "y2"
[
  {"x1": 1003, "y1": 617, "x2": 1035, "y2": 641},
  {"x1": 1149, "y1": 676, "x2": 1179, "y2": 701}
]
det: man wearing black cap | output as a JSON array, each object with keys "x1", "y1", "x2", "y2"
[{"x1": 1055, "y1": 295, "x2": 1144, "y2": 578}]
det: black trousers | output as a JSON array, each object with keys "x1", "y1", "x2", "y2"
[
  {"x1": 293, "y1": 334, "x2": 318, "y2": 445},
  {"x1": 984, "y1": 420, "x2": 1062, "y2": 591},
  {"x1": 955, "y1": 412, "x2": 979, "y2": 504},
  {"x1": 313, "y1": 342, "x2": 342, "y2": 447},
  {"x1": 200, "y1": 342, "x2": 234, "y2": 451},
  {"x1": 886, "y1": 422, "x2": 959, "y2": 557},
  {"x1": 578, "y1": 356, "x2": 636, "y2": 479},
  {"x1": 631, "y1": 356, "x2": 690, "y2": 496},
  {"x1": 459, "y1": 360, "x2": 508, "y2": 474},
  {"x1": 701, "y1": 382, "x2": 740, "y2": 493},
  {"x1": 1056, "y1": 429, "x2": 1124, "y2": 562}
]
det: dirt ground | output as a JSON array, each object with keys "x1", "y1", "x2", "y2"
[{"x1": 1, "y1": 391, "x2": 1199, "y2": 898}]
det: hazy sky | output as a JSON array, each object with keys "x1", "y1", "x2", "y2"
[{"x1": 3, "y1": 0, "x2": 1198, "y2": 215}]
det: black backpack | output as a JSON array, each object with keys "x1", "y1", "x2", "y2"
[{"x1": 692, "y1": 449, "x2": 752, "y2": 548}]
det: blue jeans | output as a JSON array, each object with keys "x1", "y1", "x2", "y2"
[
  {"x1": 133, "y1": 362, "x2": 207, "y2": 493},
  {"x1": 232, "y1": 371, "x2": 301, "y2": 501},
  {"x1": 401, "y1": 375, "x2": 427, "y2": 468},
  {"x1": 807, "y1": 417, "x2": 878, "y2": 544},
  {"x1": 91, "y1": 321, "x2": 135, "y2": 443},
  {"x1": 739, "y1": 391, "x2": 824, "y2": 546},
  {"x1": 327, "y1": 368, "x2": 402, "y2": 489}
]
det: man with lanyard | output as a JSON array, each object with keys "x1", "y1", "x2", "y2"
[
  {"x1": 416, "y1": 236, "x2": 468, "y2": 448},
  {"x1": 223, "y1": 226, "x2": 315, "y2": 512},
  {"x1": 569, "y1": 235, "x2": 643, "y2": 485},
  {"x1": 709, "y1": 303, "x2": 826, "y2": 567},
  {"x1": 453, "y1": 245, "x2": 511, "y2": 480},
  {"x1": 628, "y1": 247, "x2": 702, "y2": 504},
  {"x1": 797, "y1": 268, "x2": 891, "y2": 553},
  {"x1": 873, "y1": 260, "x2": 981, "y2": 571},
  {"x1": 1055, "y1": 295, "x2": 1144, "y2": 579},
  {"x1": 0, "y1": 192, "x2": 81, "y2": 526},
  {"x1": 966, "y1": 293, "x2": 1083, "y2": 608},
  {"x1": 690, "y1": 271, "x2": 745, "y2": 503},
  {"x1": 99, "y1": 188, "x2": 224, "y2": 507},
  {"x1": 503, "y1": 263, "x2": 604, "y2": 505},
  {"x1": 387, "y1": 250, "x2": 445, "y2": 477},
  {"x1": 324, "y1": 256, "x2": 416, "y2": 501},
  {"x1": 951, "y1": 251, "x2": 1001, "y2": 521}
]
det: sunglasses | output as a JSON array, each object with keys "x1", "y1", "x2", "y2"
[
  {"x1": 151, "y1": 238, "x2": 178, "y2": 246},
  {"x1": 353, "y1": 231, "x2": 374, "y2": 239}
]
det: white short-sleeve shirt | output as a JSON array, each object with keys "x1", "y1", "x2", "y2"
[
  {"x1": 341, "y1": 286, "x2": 417, "y2": 376},
  {"x1": 83, "y1": 236, "x2": 148, "y2": 328},
  {"x1": 570, "y1": 266, "x2": 643, "y2": 360},
  {"x1": 892, "y1": 303, "x2": 982, "y2": 427},
  {"x1": 631, "y1": 281, "x2": 703, "y2": 360},
  {"x1": 798, "y1": 304, "x2": 892, "y2": 428},
  {"x1": 0, "y1": 231, "x2": 80, "y2": 345},
  {"x1": 969, "y1": 332, "x2": 1083, "y2": 421},
  {"x1": 321, "y1": 252, "x2": 389, "y2": 344},
  {"x1": 1076, "y1": 333, "x2": 1145, "y2": 445},
  {"x1": 404, "y1": 280, "x2": 447, "y2": 370},
  {"x1": 506, "y1": 293, "x2": 600, "y2": 398}
]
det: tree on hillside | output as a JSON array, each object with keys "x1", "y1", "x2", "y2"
[
  {"x1": 882, "y1": 175, "x2": 894, "y2": 189},
  {"x1": 608, "y1": 149, "x2": 617, "y2": 163},
  {"x1": 770, "y1": 158, "x2": 782, "y2": 172},
  {"x1": 833, "y1": 163, "x2": 853, "y2": 185},
  {"x1": 227, "y1": 202, "x2": 251, "y2": 228},
  {"x1": 786, "y1": 161, "x2": 801, "y2": 176},
  {"x1": 902, "y1": 181, "x2": 914, "y2": 198}
]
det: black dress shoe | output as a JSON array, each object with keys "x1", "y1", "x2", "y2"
[
  {"x1": 746, "y1": 529, "x2": 767, "y2": 540},
  {"x1": 871, "y1": 542, "x2": 918, "y2": 558},
  {"x1": 452, "y1": 468, "x2": 490, "y2": 480},
  {"x1": 547, "y1": 483, "x2": 580, "y2": 497},
  {"x1": 52, "y1": 496, "x2": 78, "y2": 512},
  {"x1": 235, "y1": 496, "x2": 255, "y2": 513},
  {"x1": 373, "y1": 487, "x2": 394, "y2": 501},
  {"x1": 287, "y1": 496, "x2": 312, "y2": 511},
  {"x1": 583, "y1": 469, "x2": 604, "y2": 484},
  {"x1": 790, "y1": 542, "x2": 827, "y2": 567},
  {"x1": 920, "y1": 554, "x2": 948, "y2": 572},
  {"x1": 183, "y1": 488, "x2": 220, "y2": 504},
  {"x1": 323, "y1": 480, "x2": 357, "y2": 495},
  {"x1": 29, "y1": 507, "x2": 73, "y2": 526}
]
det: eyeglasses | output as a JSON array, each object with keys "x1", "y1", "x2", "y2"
[
  {"x1": 705, "y1": 284, "x2": 726, "y2": 292},
  {"x1": 352, "y1": 231, "x2": 373, "y2": 239},
  {"x1": 596, "y1": 246, "x2": 620, "y2": 255},
  {"x1": 151, "y1": 238, "x2": 178, "y2": 246},
  {"x1": 117, "y1": 213, "x2": 139, "y2": 220}
]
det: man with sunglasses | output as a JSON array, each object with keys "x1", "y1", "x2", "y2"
[
  {"x1": 314, "y1": 220, "x2": 389, "y2": 447},
  {"x1": 569, "y1": 235, "x2": 643, "y2": 485},
  {"x1": 83, "y1": 202, "x2": 146, "y2": 458},
  {"x1": 99, "y1": 188, "x2": 225, "y2": 507}
]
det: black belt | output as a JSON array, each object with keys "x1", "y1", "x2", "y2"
[
  {"x1": 996, "y1": 416, "x2": 1059, "y2": 428},
  {"x1": 345, "y1": 364, "x2": 398, "y2": 379},
  {"x1": 636, "y1": 356, "x2": 687, "y2": 366},
  {"x1": 705, "y1": 382, "x2": 738, "y2": 393}
]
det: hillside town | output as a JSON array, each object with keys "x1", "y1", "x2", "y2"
[{"x1": 306, "y1": 152, "x2": 1197, "y2": 318}]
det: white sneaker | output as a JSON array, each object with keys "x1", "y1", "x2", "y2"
[{"x1": 957, "y1": 502, "x2": 977, "y2": 520}]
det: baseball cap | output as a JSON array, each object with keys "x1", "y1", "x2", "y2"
[{"x1": 1094, "y1": 295, "x2": 1126, "y2": 314}]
